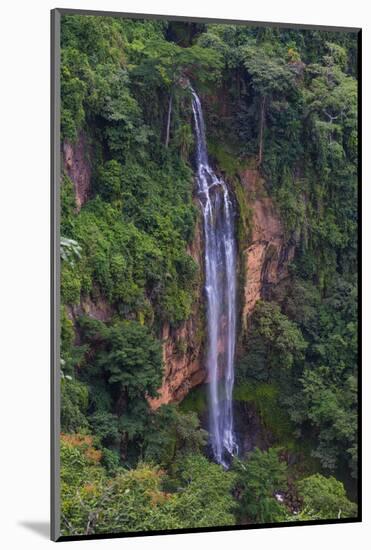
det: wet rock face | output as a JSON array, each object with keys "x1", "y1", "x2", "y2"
[
  {"x1": 67, "y1": 294, "x2": 114, "y2": 324},
  {"x1": 63, "y1": 133, "x2": 91, "y2": 211},
  {"x1": 241, "y1": 169, "x2": 295, "y2": 327},
  {"x1": 149, "y1": 319, "x2": 206, "y2": 409},
  {"x1": 234, "y1": 400, "x2": 273, "y2": 454}
]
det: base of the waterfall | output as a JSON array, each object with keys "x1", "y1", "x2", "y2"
[
  {"x1": 201, "y1": 397, "x2": 275, "y2": 468},
  {"x1": 205, "y1": 440, "x2": 238, "y2": 470},
  {"x1": 233, "y1": 399, "x2": 274, "y2": 455}
]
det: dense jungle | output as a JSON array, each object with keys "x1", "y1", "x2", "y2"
[{"x1": 59, "y1": 14, "x2": 359, "y2": 536}]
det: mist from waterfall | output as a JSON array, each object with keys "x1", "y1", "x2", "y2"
[{"x1": 190, "y1": 87, "x2": 238, "y2": 467}]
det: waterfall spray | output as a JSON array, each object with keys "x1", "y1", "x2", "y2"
[{"x1": 190, "y1": 87, "x2": 238, "y2": 467}]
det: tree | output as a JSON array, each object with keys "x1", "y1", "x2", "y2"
[
  {"x1": 238, "y1": 300, "x2": 307, "y2": 382},
  {"x1": 60, "y1": 236, "x2": 82, "y2": 265},
  {"x1": 297, "y1": 474, "x2": 357, "y2": 520},
  {"x1": 283, "y1": 279, "x2": 358, "y2": 476},
  {"x1": 61, "y1": 378, "x2": 89, "y2": 433},
  {"x1": 78, "y1": 317, "x2": 163, "y2": 460},
  {"x1": 233, "y1": 447, "x2": 288, "y2": 523},
  {"x1": 143, "y1": 408, "x2": 208, "y2": 467},
  {"x1": 61, "y1": 437, "x2": 235, "y2": 535},
  {"x1": 60, "y1": 47, "x2": 90, "y2": 141},
  {"x1": 96, "y1": 160, "x2": 123, "y2": 202},
  {"x1": 60, "y1": 436, "x2": 177, "y2": 535},
  {"x1": 170, "y1": 454, "x2": 237, "y2": 528},
  {"x1": 239, "y1": 43, "x2": 298, "y2": 165},
  {"x1": 93, "y1": 319, "x2": 163, "y2": 400},
  {"x1": 96, "y1": 66, "x2": 150, "y2": 157}
]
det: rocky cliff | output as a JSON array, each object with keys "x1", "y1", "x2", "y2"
[
  {"x1": 241, "y1": 168, "x2": 295, "y2": 328},
  {"x1": 150, "y1": 166, "x2": 295, "y2": 408},
  {"x1": 62, "y1": 134, "x2": 207, "y2": 406},
  {"x1": 63, "y1": 132, "x2": 91, "y2": 210},
  {"x1": 62, "y1": 137, "x2": 294, "y2": 408}
]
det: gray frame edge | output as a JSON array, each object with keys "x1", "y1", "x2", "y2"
[
  {"x1": 51, "y1": 7, "x2": 61, "y2": 542},
  {"x1": 55, "y1": 7, "x2": 361, "y2": 33}
]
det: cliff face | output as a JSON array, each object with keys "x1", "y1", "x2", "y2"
[
  {"x1": 150, "y1": 167, "x2": 295, "y2": 408},
  {"x1": 241, "y1": 169, "x2": 295, "y2": 327},
  {"x1": 62, "y1": 139, "x2": 207, "y2": 406},
  {"x1": 149, "y1": 217, "x2": 206, "y2": 409},
  {"x1": 67, "y1": 294, "x2": 114, "y2": 324},
  {"x1": 63, "y1": 142, "x2": 294, "y2": 408},
  {"x1": 63, "y1": 133, "x2": 91, "y2": 210}
]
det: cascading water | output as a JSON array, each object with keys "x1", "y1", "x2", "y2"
[{"x1": 190, "y1": 87, "x2": 238, "y2": 467}]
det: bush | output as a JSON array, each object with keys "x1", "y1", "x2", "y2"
[
  {"x1": 297, "y1": 474, "x2": 357, "y2": 520},
  {"x1": 233, "y1": 447, "x2": 288, "y2": 523},
  {"x1": 61, "y1": 378, "x2": 89, "y2": 432}
]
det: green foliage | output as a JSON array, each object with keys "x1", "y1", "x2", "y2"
[
  {"x1": 279, "y1": 278, "x2": 358, "y2": 476},
  {"x1": 61, "y1": 378, "x2": 89, "y2": 432},
  {"x1": 61, "y1": 437, "x2": 235, "y2": 535},
  {"x1": 98, "y1": 67, "x2": 150, "y2": 157},
  {"x1": 101, "y1": 447, "x2": 121, "y2": 474},
  {"x1": 60, "y1": 14, "x2": 202, "y2": 327},
  {"x1": 61, "y1": 175, "x2": 77, "y2": 234},
  {"x1": 180, "y1": 385, "x2": 208, "y2": 416},
  {"x1": 142, "y1": 405, "x2": 179, "y2": 466},
  {"x1": 62, "y1": 185, "x2": 198, "y2": 325},
  {"x1": 172, "y1": 411, "x2": 208, "y2": 457},
  {"x1": 61, "y1": 436, "x2": 175, "y2": 535},
  {"x1": 297, "y1": 474, "x2": 357, "y2": 520},
  {"x1": 61, "y1": 47, "x2": 90, "y2": 141},
  {"x1": 85, "y1": 318, "x2": 162, "y2": 398},
  {"x1": 174, "y1": 122, "x2": 194, "y2": 160},
  {"x1": 170, "y1": 454, "x2": 237, "y2": 528},
  {"x1": 240, "y1": 43, "x2": 297, "y2": 96},
  {"x1": 96, "y1": 160, "x2": 123, "y2": 202},
  {"x1": 78, "y1": 317, "x2": 163, "y2": 445},
  {"x1": 89, "y1": 411, "x2": 120, "y2": 447},
  {"x1": 200, "y1": 25, "x2": 357, "y2": 289},
  {"x1": 237, "y1": 300, "x2": 307, "y2": 382},
  {"x1": 59, "y1": 14, "x2": 358, "y2": 535},
  {"x1": 237, "y1": 282, "x2": 357, "y2": 476},
  {"x1": 61, "y1": 237, "x2": 82, "y2": 265},
  {"x1": 61, "y1": 262, "x2": 82, "y2": 305},
  {"x1": 234, "y1": 382, "x2": 294, "y2": 447},
  {"x1": 93, "y1": 464, "x2": 178, "y2": 533},
  {"x1": 60, "y1": 306, "x2": 74, "y2": 355},
  {"x1": 233, "y1": 448, "x2": 288, "y2": 523}
]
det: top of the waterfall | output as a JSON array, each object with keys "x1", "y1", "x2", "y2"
[{"x1": 178, "y1": 75, "x2": 191, "y2": 89}]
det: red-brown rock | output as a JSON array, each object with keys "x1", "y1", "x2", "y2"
[{"x1": 63, "y1": 133, "x2": 91, "y2": 211}]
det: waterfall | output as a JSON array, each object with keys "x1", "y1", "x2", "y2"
[{"x1": 190, "y1": 87, "x2": 238, "y2": 467}]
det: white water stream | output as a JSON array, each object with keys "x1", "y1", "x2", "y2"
[{"x1": 191, "y1": 88, "x2": 238, "y2": 466}]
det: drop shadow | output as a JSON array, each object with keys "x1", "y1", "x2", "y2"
[{"x1": 18, "y1": 521, "x2": 50, "y2": 539}]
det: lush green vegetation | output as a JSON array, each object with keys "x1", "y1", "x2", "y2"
[{"x1": 60, "y1": 14, "x2": 358, "y2": 536}]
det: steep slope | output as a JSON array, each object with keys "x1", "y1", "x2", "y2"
[
  {"x1": 152, "y1": 164, "x2": 295, "y2": 407},
  {"x1": 63, "y1": 133, "x2": 91, "y2": 211},
  {"x1": 241, "y1": 168, "x2": 295, "y2": 327},
  {"x1": 62, "y1": 133, "x2": 295, "y2": 409}
]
